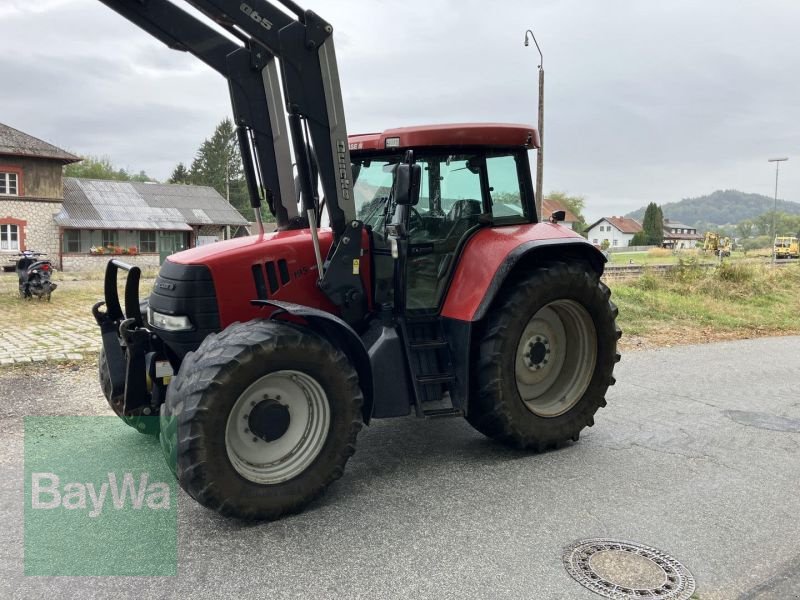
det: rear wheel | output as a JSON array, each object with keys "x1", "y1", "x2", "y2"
[
  {"x1": 160, "y1": 319, "x2": 363, "y2": 520},
  {"x1": 467, "y1": 262, "x2": 621, "y2": 450}
]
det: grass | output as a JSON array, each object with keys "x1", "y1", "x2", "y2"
[
  {"x1": 0, "y1": 272, "x2": 154, "y2": 356},
  {"x1": 611, "y1": 260, "x2": 800, "y2": 348},
  {"x1": 2, "y1": 260, "x2": 798, "y2": 358},
  {"x1": 608, "y1": 248, "x2": 772, "y2": 266}
]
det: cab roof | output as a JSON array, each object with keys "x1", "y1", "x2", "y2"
[{"x1": 348, "y1": 123, "x2": 540, "y2": 152}]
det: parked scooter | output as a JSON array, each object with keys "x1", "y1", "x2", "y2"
[{"x1": 14, "y1": 251, "x2": 57, "y2": 301}]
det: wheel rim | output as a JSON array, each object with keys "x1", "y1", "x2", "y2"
[
  {"x1": 514, "y1": 299, "x2": 597, "y2": 417},
  {"x1": 225, "y1": 369, "x2": 330, "y2": 485}
]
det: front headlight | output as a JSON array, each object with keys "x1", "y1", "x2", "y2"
[{"x1": 148, "y1": 307, "x2": 193, "y2": 331}]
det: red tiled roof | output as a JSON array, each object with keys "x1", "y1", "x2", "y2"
[
  {"x1": 541, "y1": 198, "x2": 578, "y2": 223},
  {"x1": 605, "y1": 216, "x2": 642, "y2": 234}
]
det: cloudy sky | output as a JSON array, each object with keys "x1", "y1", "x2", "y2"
[{"x1": 2, "y1": 0, "x2": 799, "y2": 221}]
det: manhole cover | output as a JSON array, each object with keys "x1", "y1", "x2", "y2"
[{"x1": 563, "y1": 539, "x2": 695, "y2": 599}]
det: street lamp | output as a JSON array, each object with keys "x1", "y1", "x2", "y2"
[
  {"x1": 524, "y1": 29, "x2": 544, "y2": 220},
  {"x1": 768, "y1": 157, "x2": 788, "y2": 262}
]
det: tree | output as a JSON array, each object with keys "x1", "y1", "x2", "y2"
[
  {"x1": 64, "y1": 156, "x2": 155, "y2": 182},
  {"x1": 546, "y1": 191, "x2": 588, "y2": 237},
  {"x1": 169, "y1": 162, "x2": 191, "y2": 184},
  {"x1": 629, "y1": 231, "x2": 648, "y2": 246},
  {"x1": 642, "y1": 202, "x2": 664, "y2": 246},
  {"x1": 736, "y1": 220, "x2": 754, "y2": 239},
  {"x1": 188, "y1": 118, "x2": 247, "y2": 212}
]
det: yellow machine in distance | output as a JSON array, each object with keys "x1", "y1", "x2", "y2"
[
  {"x1": 703, "y1": 232, "x2": 731, "y2": 257},
  {"x1": 774, "y1": 236, "x2": 799, "y2": 259}
]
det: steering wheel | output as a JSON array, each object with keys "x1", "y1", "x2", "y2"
[{"x1": 408, "y1": 207, "x2": 424, "y2": 232}]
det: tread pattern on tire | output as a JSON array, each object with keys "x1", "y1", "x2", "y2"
[
  {"x1": 466, "y1": 262, "x2": 620, "y2": 451},
  {"x1": 159, "y1": 319, "x2": 363, "y2": 520}
]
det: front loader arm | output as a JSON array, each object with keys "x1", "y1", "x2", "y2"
[
  {"x1": 99, "y1": 0, "x2": 298, "y2": 227},
  {"x1": 98, "y1": 0, "x2": 365, "y2": 323},
  {"x1": 186, "y1": 0, "x2": 355, "y2": 236}
]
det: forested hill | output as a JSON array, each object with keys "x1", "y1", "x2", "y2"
[{"x1": 626, "y1": 190, "x2": 800, "y2": 228}]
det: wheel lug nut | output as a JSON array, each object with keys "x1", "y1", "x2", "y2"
[
  {"x1": 244, "y1": 428, "x2": 249, "y2": 433},
  {"x1": 252, "y1": 437, "x2": 258, "y2": 443}
]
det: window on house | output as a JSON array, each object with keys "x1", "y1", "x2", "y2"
[
  {"x1": 1, "y1": 224, "x2": 20, "y2": 250},
  {"x1": 0, "y1": 172, "x2": 18, "y2": 196},
  {"x1": 592, "y1": 239, "x2": 598, "y2": 244},
  {"x1": 64, "y1": 230, "x2": 81, "y2": 253},
  {"x1": 102, "y1": 230, "x2": 118, "y2": 247},
  {"x1": 613, "y1": 239, "x2": 619, "y2": 246},
  {"x1": 139, "y1": 231, "x2": 156, "y2": 253}
]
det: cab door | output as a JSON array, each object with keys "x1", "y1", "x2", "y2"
[{"x1": 403, "y1": 150, "x2": 532, "y2": 315}]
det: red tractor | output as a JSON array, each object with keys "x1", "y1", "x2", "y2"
[{"x1": 93, "y1": 0, "x2": 620, "y2": 520}]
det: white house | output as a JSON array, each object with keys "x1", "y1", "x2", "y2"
[{"x1": 585, "y1": 216, "x2": 643, "y2": 248}]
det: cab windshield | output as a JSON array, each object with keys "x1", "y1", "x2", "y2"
[{"x1": 351, "y1": 150, "x2": 530, "y2": 232}]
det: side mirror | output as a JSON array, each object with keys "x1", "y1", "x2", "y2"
[
  {"x1": 393, "y1": 163, "x2": 421, "y2": 206},
  {"x1": 549, "y1": 210, "x2": 566, "y2": 223}
]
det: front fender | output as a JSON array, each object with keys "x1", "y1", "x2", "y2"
[
  {"x1": 440, "y1": 223, "x2": 605, "y2": 322},
  {"x1": 255, "y1": 299, "x2": 374, "y2": 424}
]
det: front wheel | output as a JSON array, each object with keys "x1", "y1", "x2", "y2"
[
  {"x1": 160, "y1": 319, "x2": 363, "y2": 520},
  {"x1": 98, "y1": 347, "x2": 159, "y2": 435},
  {"x1": 466, "y1": 262, "x2": 621, "y2": 450}
]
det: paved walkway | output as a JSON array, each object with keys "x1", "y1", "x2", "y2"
[
  {"x1": 0, "y1": 275, "x2": 142, "y2": 365},
  {"x1": 0, "y1": 317, "x2": 96, "y2": 364}
]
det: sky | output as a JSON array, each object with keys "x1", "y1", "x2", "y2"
[{"x1": 2, "y1": 0, "x2": 799, "y2": 222}]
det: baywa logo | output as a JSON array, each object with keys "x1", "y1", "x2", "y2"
[
  {"x1": 31, "y1": 471, "x2": 170, "y2": 518},
  {"x1": 240, "y1": 2, "x2": 273, "y2": 30},
  {"x1": 24, "y1": 416, "x2": 177, "y2": 576}
]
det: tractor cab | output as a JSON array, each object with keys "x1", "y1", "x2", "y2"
[{"x1": 349, "y1": 123, "x2": 539, "y2": 313}]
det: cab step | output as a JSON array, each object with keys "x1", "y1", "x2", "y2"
[
  {"x1": 416, "y1": 373, "x2": 455, "y2": 386},
  {"x1": 409, "y1": 339, "x2": 448, "y2": 351},
  {"x1": 422, "y1": 407, "x2": 463, "y2": 418}
]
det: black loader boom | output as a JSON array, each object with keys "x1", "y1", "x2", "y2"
[{"x1": 99, "y1": 0, "x2": 355, "y2": 239}]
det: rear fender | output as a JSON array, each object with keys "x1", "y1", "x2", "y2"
[
  {"x1": 441, "y1": 226, "x2": 605, "y2": 322},
  {"x1": 255, "y1": 300, "x2": 374, "y2": 424}
]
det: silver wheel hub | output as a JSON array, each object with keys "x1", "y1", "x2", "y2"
[
  {"x1": 515, "y1": 300, "x2": 597, "y2": 417},
  {"x1": 225, "y1": 370, "x2": 330, "y2": 485},
  {"x1": 522, "y1": 335, "x2": 552, "y2": 371}
]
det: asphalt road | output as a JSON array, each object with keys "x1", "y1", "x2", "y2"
[{"x1": 1, "y1": 337, "x2": 799, "y2": 599}]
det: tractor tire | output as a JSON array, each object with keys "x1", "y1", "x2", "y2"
[
  {"x1": 98, "y1": 347, "x2": 159, "y2": 436},
  {"x1": 159, "y1": 319, "x2": 363, "y2": 520},
  {"x1": 466, "y1": 262, "x2": 621, "y2": 450}
]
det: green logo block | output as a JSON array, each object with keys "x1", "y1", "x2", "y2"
[{"x1": 24, "y1": 416, "x2": 177, "y2": 576}]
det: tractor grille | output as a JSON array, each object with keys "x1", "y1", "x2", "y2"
[
  {"x1": 252, "y1": 259, "x2": 290, "y2": 300},
  {"x1": 149, "y1": 260, "x2": 219, "y2": 359}
]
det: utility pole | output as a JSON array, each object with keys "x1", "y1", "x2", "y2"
[
  {"x1": 768, "y1": 157, "x2": 788, "y2": 263},
  {"x1": 525, "y1": 29, "x2": 544, "y2": 221}
]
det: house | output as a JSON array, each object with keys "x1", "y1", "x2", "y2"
[
  {"x1": 541, "y1": 198, "x2": 580, "y2": 230},
  {"x1": 585, "y1": 216, "x2": 643, "y2": 248},
  {"x1": 662, "y1": 219, "x2": 702, "y2": 250},
  {"x1": 57, "y1": 178, "x2": 248, "y2": 270},
  {"x1": 0, "y1": 122, "x2": 248, "y2": 271},
  {"x1": 0, "y1": 122, "x2": 81, "y2": 262}
]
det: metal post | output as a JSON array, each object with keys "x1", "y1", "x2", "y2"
[
  {"x1": 525, "y1": 29, "x2": 544, "y2": 221},
  {"x1": 768, "y1": 157, "x2": 788, "y2": 263}
]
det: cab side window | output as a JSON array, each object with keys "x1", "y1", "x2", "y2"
[{"x1": 486, "y1": 154, "x2": 527, "y2": 222}]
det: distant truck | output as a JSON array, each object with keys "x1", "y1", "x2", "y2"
[{"x1": 774, "y1": 236, "x2": 799, "y2": 259}]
